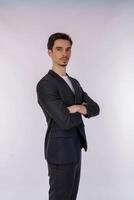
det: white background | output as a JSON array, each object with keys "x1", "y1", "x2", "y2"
[{"x1": 0, "y1": 2, "x2": 134, "y2": 200}]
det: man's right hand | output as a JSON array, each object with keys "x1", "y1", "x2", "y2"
[
  {"x1": 67, "y1": 102, "x2": 87, "y2": 114},
  {"x1": 67, "y1": 105, "x2": 80, "y2": 113}
]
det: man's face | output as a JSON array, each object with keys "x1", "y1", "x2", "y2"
[{"x1": 48, "y1": 39, "x2": 72, "y2": 67}]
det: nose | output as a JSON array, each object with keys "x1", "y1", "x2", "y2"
[{"x1": 62, "y1": 50, "x2": 67, "y2": 57}]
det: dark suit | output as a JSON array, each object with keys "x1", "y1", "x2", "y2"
[{"x1": 36, "y1": 69, "x2": 100, "y2": 200}]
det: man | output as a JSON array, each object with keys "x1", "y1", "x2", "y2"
[{"x1": 36, "y1": 32, "x2": 100, "y2": 200}]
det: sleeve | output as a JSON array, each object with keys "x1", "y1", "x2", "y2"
[
  {"x1": 75, "y1": 79, "x2": 100, "y2": 118},
  {"x1": 36, "y1": 80, "x2": 83, "y2": 130}
]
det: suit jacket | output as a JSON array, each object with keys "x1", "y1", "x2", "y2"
[{"x1": 36, "y1": 69, "x2": 100, "y2": 164}]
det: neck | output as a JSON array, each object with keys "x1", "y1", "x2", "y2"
[{"x1": 52, "y1": 65, "x2": 66, "y2": 76}]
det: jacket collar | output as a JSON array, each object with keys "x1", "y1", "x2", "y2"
[
  {"x1": 48, "y1": 69, "x2": 69, "y2": 79},
  {"x1": 48, "y1": 69, "x2": 80, "y2": 104},
  {"x1": 48, "y1": 69, "x2": 74, "y2": 94}
]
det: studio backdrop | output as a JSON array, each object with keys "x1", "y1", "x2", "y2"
[{"x1": 0, "y1": 1, "x2": 134, "y2": 200}]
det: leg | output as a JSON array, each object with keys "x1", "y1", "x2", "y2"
[
  {"x1": 47, "y1": 160, "x2": 81, "y2": 200},
  {"x1": 70, "y1": 155, "x2": 81, "y2": 200}
]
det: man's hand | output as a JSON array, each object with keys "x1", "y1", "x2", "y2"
[
  {"x1": 67, "y1": 102, "x2": 87, "y2": 115},
  {"x1": 67, "y1": 105, "x2": 80, "y2": 113},
  {"x1": 77, "y1": 104, "x2": 87, "y2": 115}
]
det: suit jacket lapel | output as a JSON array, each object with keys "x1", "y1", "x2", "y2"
[
  {"x1": 48, "y1": 69, "x2": 80, "y2": 104},
  {"x1": 66, "y1": 74, "x2": 80, "y2": 104}
]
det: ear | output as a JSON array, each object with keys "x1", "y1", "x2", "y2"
[{"x1": 48, "y1": 49, "x2": 52, "y2": 57}]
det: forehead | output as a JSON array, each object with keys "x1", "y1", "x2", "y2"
[{"x1": 53, "y1": 39, "x2": 71, "y2": 48}]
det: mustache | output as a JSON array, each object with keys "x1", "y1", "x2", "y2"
[{"x1": 60, "y1": 57, "x2": 68, "y2": 59}]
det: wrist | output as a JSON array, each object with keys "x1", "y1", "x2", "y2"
[{"x1": 76, "y1": 105, "x2": 81, "y2": 112}]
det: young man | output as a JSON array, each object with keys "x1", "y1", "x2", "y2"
[{"x1": 36, "y1": 32, "x2": 100, "y2": 200}]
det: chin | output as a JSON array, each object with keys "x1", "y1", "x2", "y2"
[{"x1": 59, "y1": 62, "x2": 68, "y2": 67}]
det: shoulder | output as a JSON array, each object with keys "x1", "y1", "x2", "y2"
[
  {"x1": 36, "y1": 73, "x2": 53, "y2": 90},
  {"x1": 36, "y1": 73, "x2": 58, "y2": 95}
]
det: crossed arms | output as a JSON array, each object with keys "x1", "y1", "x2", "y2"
[{"x1": 36, "y1": 79, "x2": 100, "y2": 130}]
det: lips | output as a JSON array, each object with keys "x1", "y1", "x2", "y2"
[{"x1": 60, "y1": 58, "x2": 68, "y2": 61}]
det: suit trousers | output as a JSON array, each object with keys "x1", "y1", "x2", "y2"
[{"x1": 47, "y1": 153, "x2": 81, "y2": 200}]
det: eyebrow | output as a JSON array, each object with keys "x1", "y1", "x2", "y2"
[{"x1": 55, "y1": 46, "x2": 71, "y2": 49}]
